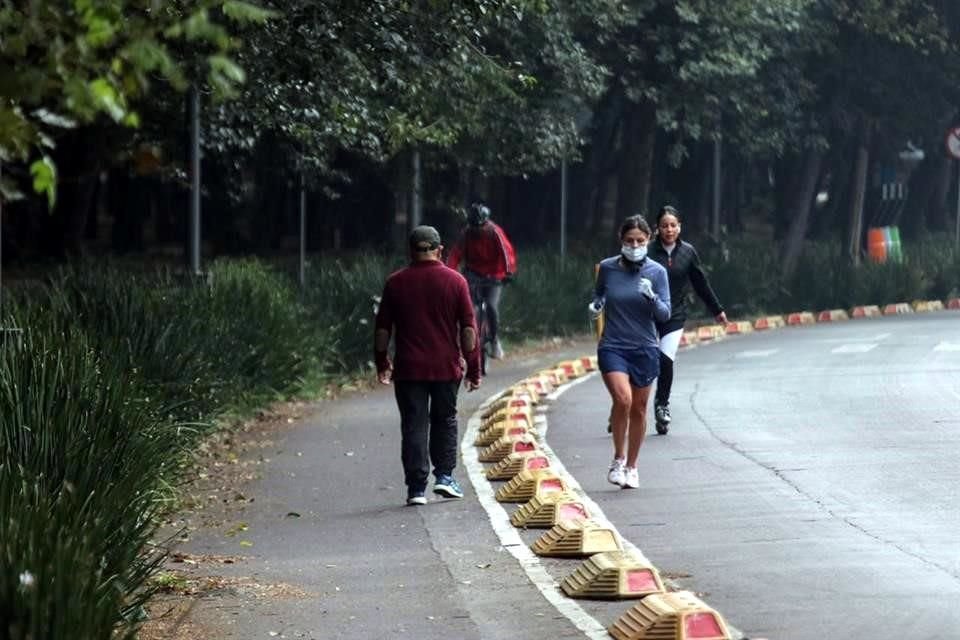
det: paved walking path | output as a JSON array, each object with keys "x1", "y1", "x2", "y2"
[{"x1": 161, "y1": 338, "x2": 598, "y2": 640}]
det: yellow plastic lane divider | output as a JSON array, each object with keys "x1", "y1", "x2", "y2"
[
  {"x1": 816, "y1": 308, "x2": 849, "y2": 322},
  {"x1": 696, "y1": 324, "x2": 725, "y2": 341},
  {"x1": 477, "y1": 434, "x2": 539, "y2": 463},
  {"x1": 530, "y1": 518, "x2": 622, "y2": 557},
  {"x1": 608, "y1": 591, "x2": 733, "y2": 640},
  {"x1": 723, "y1": 320, "x2": 753, "y2": 335},
  {"x1": 679, "y1": 331, "x2": 698, "y2": 348},
  {"x1": 752, "y1": 315, "x2": 785, "y2": 330},
  {"x1": 882, "y1": 302, "x2": 913, "y2": 315},
  {"x1": 911, "y1": 299, "x2": 944, "y2": 312},
  {"x1": 474, "y1": 421, "x2": 536, "y2": 447},
  {"x1": 494, "y1": 468, "x2": 568, "y2": 503},
  {"x1": 561, "y1": 550, "x2": 666, "y2": 600},
  {"x1": 850, "y1": 305, "x2": 882, "y2": 318},
  {"x1": 785, "y1": 311, "x2": 816, "y2": 325},
  {"x1": 510, "y1": 491, "x2": 590, "y2": 528},
  {"x1": 485, "y1": 451, "x2": 551, "y2": 481}
]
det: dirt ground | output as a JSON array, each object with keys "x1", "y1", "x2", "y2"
[{"x1": 138, "y1": 396, "x2": 330, "y2": 640}]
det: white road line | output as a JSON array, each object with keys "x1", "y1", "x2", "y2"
[
  {"x1": 462, "y1": 373, "x2": 609, "y2": 639},
  {"x1": 934, "y1": 341, "x2": 960, "y2": 352},
  {"x1": 463, "y1": 371, "x2": 744, "y2": 639},
  {"x1": 735, "y1": 349, "x2": 780, "y2": 358},
  {"x1": 831, "y1": 343, "x2": 878, "y2": 354}
]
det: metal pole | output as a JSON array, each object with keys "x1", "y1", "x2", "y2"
[
  {"x1": 560, "y1": 159, "x2": 568, "y2": 260},
  {"x1": 189, "y1": 86, "x2": 202, "y2": 275},
  {"x1": 411, "y1": 150, "x2": 422, "y2": 229},
  {"x1": 299, "y1": 172, "x2": 307, "y2": 287},
  {"x1": 712, "y1": 137, "x2": 721, "y2": 239},
  {"x1": 0, "y1": 161, "x2": 3, "y2": 321}
]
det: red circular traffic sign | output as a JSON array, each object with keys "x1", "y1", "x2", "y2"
[{"x1": 945, "y1": 127, "x2": 960, "y2": 159}]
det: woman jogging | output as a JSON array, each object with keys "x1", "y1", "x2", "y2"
[
  {"x1": 648, "y1": 205, "x2": 726, "y2": 434},
  {"x1": 590, "y1": 215, "x2": 671, "y2": 489}
]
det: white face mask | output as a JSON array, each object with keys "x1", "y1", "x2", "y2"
[{"x1": 621, "y1": 244, "x2": 647, "y2": 263}]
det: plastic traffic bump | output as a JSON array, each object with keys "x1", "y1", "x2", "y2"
[
  {"x1": 474, "y1": 422, "x2": 534, "y2": 447},
  {"x1": 680, "y1": 331, "x2": 698, "y2": 347},
  {"x1": 558, "y1": 359, "x2": 587, "y2": 378},
  {"x1": 882, "y1": 302, "x2": 913, "y2": 315},
  {"x1": 560, "y1": 550, "x2": 665, "y2": 600},
  {"x1": 753, "y1": 315, "x2": 785, "y2": 330},
  {"x1": 580, "y1": 355, "x2": 598, "y2": 371},
  {"x1": 512, "y1": 382, "x2": 545, "y2": 402},
  {"x1": 481, "y1": 395, "x2": 532, "y2": 420},
  {"x1": 538, "y1": 368, "x2": 569, "y2": 386},
  {"x1": 486, "y1": 451, "x2": 551, "y2": 480},
  {"x1": 478, "y1": 434, "x2": 539, "y2": 463},
  {"x1": 494, "y1": 469, "x2": 567, "y2": 503},
  {"x1": 481, "y1": 408, "x2": 533, "y2": 432},
  {"x1": 510, "y1": 491, "x2": 590, "y2": 528},
  {"x1": 531, "y1": 518, "x2": 622, "y2": 557},
  {"x1": 523, "y1": 375, "x2": 556, "y2": 397},
  {"x1": 816, "y1": 308, "x2": 849, "y2": 322},
  {"x1": 695, "y1": 325, "x2": 724, "y2": 341},
  {"x1": 723, "y1": 321, "x2": 753, "y2": 335},
  {"x1": 608, "y1": 591, "x2": 733, "y2": 640},
  {"x1": 949, "y1": 298, "x2": 960, "y2": 310},
  {"x1": 911, "y1": 299, "x2": 944, "y2": 312},
  {"x1": 849, "y1": 304, "x2": 881, "y2": 318},
  {"x1": 786, "y1": 311, "x2": 815, "y2": 325}
]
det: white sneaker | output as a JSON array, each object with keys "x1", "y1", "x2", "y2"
[
  {"x1": 491, "y1": 339, "x2": 504, "y2": 359},
  {"x1": 622, "y1": 466, "x2": 639, "y2": 489},
  {"x1": 607, "y1": 458, "x2": 626, "y2": 486}
]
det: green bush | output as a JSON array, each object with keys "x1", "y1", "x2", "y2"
[{"x1": 0, "y1": 331, "x2": 179, "y2": 640}]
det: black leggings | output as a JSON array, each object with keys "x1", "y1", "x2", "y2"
[{"x1": 655, "y1": 352, "x2": 674, "y2": 407}]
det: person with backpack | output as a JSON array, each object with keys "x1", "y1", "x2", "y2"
[{"x1": 446, "y1": 201, "x2": 518, "y2": 360}]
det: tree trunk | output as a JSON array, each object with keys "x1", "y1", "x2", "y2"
[
  {"x1": 847, "y1": 126, "x2": 872, "y2": 265},
  {"x1": 615, "y1": 101, "x2": 657, "y2": 220},
  {"x1": 781, "y1": 150, "x2": 824, "y2": 278},
  {"x1": 50, "y1": 129, "x2": 102, "y2": 258},
  {"x1": 931, "y1": 157, "x2": 953, "y2": 232}
]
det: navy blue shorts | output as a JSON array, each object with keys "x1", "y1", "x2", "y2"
[{"x1": 598, "y1": 346, "x2": 660, "y2": 388}]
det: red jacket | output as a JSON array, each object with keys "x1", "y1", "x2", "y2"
[{"x1": 446, "y1": 221, "x2": 517, "y2": 281}]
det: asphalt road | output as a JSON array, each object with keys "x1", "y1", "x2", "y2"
[
  {"x1": 175, "y1": 313, "x2": 959, "y2": 640},
  {"x1": 548, "y1": 312, "x2": 960, "y2": 640}
]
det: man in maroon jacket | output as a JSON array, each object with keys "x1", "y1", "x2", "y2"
[{"x1": 374, "y1": 225, "x2": 482, "y2": 506}]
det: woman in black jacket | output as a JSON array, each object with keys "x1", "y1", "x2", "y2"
[{"x1": 647, "y1": 205, "x2": 727, "y2": 434}]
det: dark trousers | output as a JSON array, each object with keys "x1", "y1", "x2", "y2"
[
  {"x1": 467, "y1": 272, "x2": 503, "y2": 344},
  {"x1": 394, "y1": 380, "x2": 460, "y2": 490},
  {"x1": 655, "y1": 352, "x2": 674, "y2": 406}
]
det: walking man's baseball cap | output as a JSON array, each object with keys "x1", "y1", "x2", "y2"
[{"x1": 409, "y1": 225, "x2": 441, "y2": 251}]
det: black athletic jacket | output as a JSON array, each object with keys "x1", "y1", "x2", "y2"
[{"x1": 648, "y1": 238, "x2": 723, "y2": 333}]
